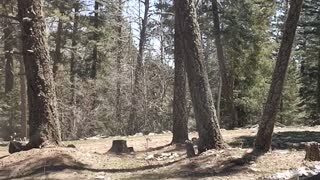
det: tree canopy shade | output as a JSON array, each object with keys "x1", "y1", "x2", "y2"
[{"x1": 254, "y1": 0, "x2": 304, "y2": 152}]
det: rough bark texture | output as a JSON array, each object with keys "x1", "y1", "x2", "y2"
[
  {"x1": 174, "y1": 0, "x2": 225, "y2": 153},
  {"x1": 128, "y1": 0, "x2": 149, "y2": 135},
  {"x1": 171, "y1": 3, "x2": 188, "y2": 144},
  {"x1": 19, "y1": 58, "x2": 28, "y2": 138},
  {"x1": 17, "y1": 0, "x2": 61, "y2": 147},
  {"x1": 52, "y1": 3, "x2": 64, "y2": 79},
  {"x1": 116, "y1": 0, "x2": 123, "y2": 129},
  {"x1": 211, "y1": 0, "x2": 238, "y2": 129},
  {"x1": 305, "y1": 142, "x2": 320, "y2": 161},
  {"x1": 254, "y1": 0, "x2": 303, "y2": 152}
]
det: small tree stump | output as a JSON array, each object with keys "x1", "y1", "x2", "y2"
[
  {"x1": 305, "y1": 142, "x2": 320, "y2": 161},
  {"x1": 185, "y1": 141, "x2": 196, "y2": 157},
  {"x1": 108, "y1": 140, "x2": 132, "y2": 154}
]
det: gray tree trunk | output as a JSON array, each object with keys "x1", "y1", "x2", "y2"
[
  {"x1": 172, "y1": 3, "x2": 188, "y2": 143},
  {"x1": 211, "y1": 0, "x2": 238, "y2": 129},
  {"x1": 255, "y1": 0, "x2": 303, "y2": 152},
  {"x1": 128, "y1": 0, "x2": 150, "y2": 135},
  {"x1": 17, "y1": 0, "x2": 61, "y2": 147},
  {"x1": 19, "y1": 58, "x2": 28, "y2": 138},
  {"x1": 174, "y1": 0, "x2": 225, "y2": 153},
  {"x1": 116, "y1": 0, "x2": 123, "y2": 130}
]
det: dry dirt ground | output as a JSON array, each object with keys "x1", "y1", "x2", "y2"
[{"x1": 1, "y1": 126, "x2": 320, "y2": 180}]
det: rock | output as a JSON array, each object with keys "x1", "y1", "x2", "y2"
[
  {"x1": 145, "y1": 154, "x2": 154, "y2": 160},
  {"x1": 148, "y1": 133, "x2": 155, "y2": 136},
  {"x1": 134, "y1": 133, "x2": 143, "y2": 136}
]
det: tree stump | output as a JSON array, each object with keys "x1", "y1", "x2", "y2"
[
  {"x1": 185, "y1": 141, "x2": 196, "y2": 157},
  {"x1": 108, "y1": 140, "x2": 133, "y2": 154},
  {"x1": 305, "y1": 142, "x2": 320, "y2": 161}
]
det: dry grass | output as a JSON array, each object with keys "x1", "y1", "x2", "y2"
[{"x1": 0, "y1": 126, "x2": 320, "y2": 180}]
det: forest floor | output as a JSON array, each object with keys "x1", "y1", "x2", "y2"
[{"x1": 1, "y1": 126, "x2": 320, "y2": 180}]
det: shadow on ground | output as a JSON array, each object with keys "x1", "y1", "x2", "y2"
[{"x1": 228, "y1": 131, "x2": 320, "y2": 150}]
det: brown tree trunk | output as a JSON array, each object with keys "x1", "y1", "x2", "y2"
[
  {"x1": 19, "y1": 58, "x2": 28, "y2": 138},
  {"x1": 174, "y1": 0, "x2": 225, "y2": 153},
  {"x1": 115, "y1": 0, "x2": 123, "y2": 129},
  {"x1": 211, "y1": 0, "x2": 238, "y2": 129},
  {"x1": 171, "y1": 1, "x2": 188, "y2": 144},
  {"x1": 128, "y1": 0, "x2": 149, "y2": 135},
  {"x1": 17, "y1": 0, "x2": 61, "y2": 147},
  {"x1": 52, "y1": 3, "x2": 64, "y2": 79},
  {"x1": 254, "y1": 0, "x2": 303, "y2": 152}
]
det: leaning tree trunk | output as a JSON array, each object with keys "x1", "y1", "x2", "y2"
[
  {"x1": 254, "y1": 0, "x2": 303, "y2": 152},
  {"x1": 211, "y1": 0, "x2": 238, "y2": 129},
  {"x1": 17, "y1": 0, "x2": 61, "y2": 148},
  {"x1": 174, "y1": 0, "x2": 225, "y2": 153},
  {"x1": 127, "y1": 0, "x2": 149, "y2": 135},
  {"x1": 171, "y1": 1, "x2": 188, "y2": 144}
]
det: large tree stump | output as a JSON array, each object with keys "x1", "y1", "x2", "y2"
[
  {"x1": 305, "y1": 142, "x2": 320, "y2": 161},
  {"x1": 108, "y1": 140, "x2": 134, "y2": 154}
]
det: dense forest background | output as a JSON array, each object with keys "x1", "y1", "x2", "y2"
[{"x1": 0, "y1": 0, "x2": 319, "y2": 141}]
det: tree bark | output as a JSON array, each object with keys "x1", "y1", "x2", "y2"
[
  {"x1": 211, "y1": 0, "x2": 238, "y2": 129},
  {"x1": 254, "y1": 0, "x2": 303, "y2": 152},
  {"x1": 128, "y1": 0, "x2": 149, "y2": 135},
  {"x1": 17, "y1": 0, "x2": 61, "y2": 147},
  {"x1": 174, "y1": 0, "x2": 225, "y2": 153},
  {"x1": 19, "y1": 58, "x2": 28, "y2": 138},
  {"x1": 171, "y1": 4, "x2": 188, "y2": 143}
]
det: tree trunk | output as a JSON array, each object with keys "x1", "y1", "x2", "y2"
[
  {"x1": 90, "y1": 1, "x2": 99, "y2": 79},
  {"x1": 174, "y1": 0, "x2": 225, "y2": 153},
  {"x1": 70, "y1": 2, "x2": 80, "y2": 139},
  {"x1": 19, "y1": 58, "x2": 28, "y2": 138},
  {"x1": 254, "y1": 0, "x2": 303, "y2": 152},
  {"x1": 128, "y1": 0, "x2": 149, "y2": 135},
  {"x1": 317, "y1": 51, "x2": 320, "y2": 119},
  {"x1": 17, "y1": 0, "x2": 61, "y2": 148},
  {"x1": 211, "y1": 0, "x2": 238, "y2": 129},
  {"x1": 171, "y1": 1, "x2": 188, "y2": 144},
  {"x1": 52, "y1": 3, "x2": 64, "y2": 79},
  {"x1": 3, "y1": 19, "x2": 14, "y2": 94},
  {"x1": 115, "y1": 0, "x2": 123, "y2": 129}
]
